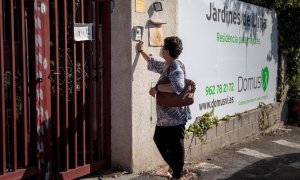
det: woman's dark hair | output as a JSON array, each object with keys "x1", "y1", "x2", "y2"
[{"x1": 163, "y1": 36, "x2": 183, "y2": 59}]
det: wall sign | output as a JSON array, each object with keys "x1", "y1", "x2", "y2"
[
  {"x1": 74, "y1": 23, "x2": 93, "y2": 41},
  {"x1": 136, "y1": 0, "x2": 145, "y2": 13},
  {"x1": 178, "y1": 0, "x2": 278, "y2": 119}
]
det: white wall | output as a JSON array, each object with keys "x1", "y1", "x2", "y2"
[{"x1": 179, "y1": 0, "x2": 278, "y2": 120}]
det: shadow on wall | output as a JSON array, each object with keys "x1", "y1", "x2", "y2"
[
  {"x1": 222, "y1": 0, "x2": 265, "y2": 38},
  {"x1": 147, "y1": 3, "x2": 154, "y2": 18},
  {"x1": 131, "y1": 24, "x2": 146, "y2": 81},
  {"x1": 132, "y1": 2, "x2": 164, "y2": 80},
  {"x1": 223, "y1": 0, "x2": 278, "y2": 63},
  {"x1": 270, "y1": 10, "x2": 278, "y2": 64},
  {"x1": 131, "y1": 19, "x2": 151, "y2": 81},
  {"x1": 222, "y1": 153, "x2": 300, "y2": 179}
]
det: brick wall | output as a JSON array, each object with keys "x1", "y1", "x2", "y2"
[{"x1": 185, "y1": 102, "x2": 284, "y2": 161}]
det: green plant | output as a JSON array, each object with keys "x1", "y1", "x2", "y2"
[
  {"x1": 221, "y1": 115, "x2": 232, "y2": 121},
  {"x1": 286, "y1": 50, "x2": 300, "y2": 90},
  {"x1": 235, "y1": 112, "x2": 242, "y2": 120},
  {"x1": 185, "y1": 109, "x2": 219, "y2": 143},
  {"x1": 4, "y1": 71, "x2": 23, "y2": 119},
  {"x1": 276, "y1": 66, "x2": 285, "y2": 101},
  {"x1": 258, "y1": 102, "x2": 274, "y2": 130}
]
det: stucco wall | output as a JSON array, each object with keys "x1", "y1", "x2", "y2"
[
  {"x1": 131, "y1": 0, "x2": 178, "y2": 172},
  {"x1": 111, "y1": 0, "x2": 178, "y2": 172},
  {"x1": 111, "y1": 0, "x2": 133, "y2": 171}
]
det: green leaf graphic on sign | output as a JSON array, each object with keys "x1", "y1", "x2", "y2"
[{"x1": 261, "y1": 67, "x2": 269, "y2": 92}]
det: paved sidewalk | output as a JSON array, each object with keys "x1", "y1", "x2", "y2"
[{"x1": 80, "y1": 125, "x2": 300, "y2": 180}]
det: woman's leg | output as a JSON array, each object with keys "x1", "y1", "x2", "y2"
[
  {"x1": 153, "y1": 125, "x2": 185, "y2": 178},
  {"x1": 168, "y1": 125, "x2": 185, "y2": 179},
  {"x1": 153, "y1": 126, "x2": 173, "y2": 166}
]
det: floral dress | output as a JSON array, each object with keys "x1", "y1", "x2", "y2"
[{"x1": 148, "y1": 57, "x2": 192, "y2": 126}]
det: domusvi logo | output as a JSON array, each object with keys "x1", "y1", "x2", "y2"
[
  {"x1": 237, "y1": 66, "x2": 269, "y2": 93},
  {"x1": 261, "y1": 67, "x2": 269, "y2": 92}
]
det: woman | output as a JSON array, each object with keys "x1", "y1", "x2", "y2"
[{"x1": 137, "y1": 36, "x2": 191, "y2": 179}]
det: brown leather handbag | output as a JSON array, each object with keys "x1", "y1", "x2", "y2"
[
  {"x1": 156, "y1": 78, "x2": 196, "y2": 107},
  {"x1": 156, "y1": 60, "x2": 196, "y2": 107}
]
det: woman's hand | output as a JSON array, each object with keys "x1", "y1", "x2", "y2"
[
  {"x1": 149, "y1": 87, "x2": 157, "y2": 97},
  {"x1": 182, "y1": 92, "x2": 194, "y2": 99},
  {"x1": 137, "y1": 41, "x2": 144, "y2": 53},
  {"x1": 137, "y1": 40, "x2": 150, "y2": 61}
]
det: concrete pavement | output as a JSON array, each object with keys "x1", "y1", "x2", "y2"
[{"x1": 80, "y1": 125, "x2": 300, "y2": 180}]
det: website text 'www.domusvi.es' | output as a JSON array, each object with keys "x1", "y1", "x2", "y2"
[{"x1": 199, "y1": 96, "x2": 234, "y2": 111}]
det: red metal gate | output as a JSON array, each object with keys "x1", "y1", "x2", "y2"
[{"x1": 0, "y1": 0, "x2": 111, "y2": 179}]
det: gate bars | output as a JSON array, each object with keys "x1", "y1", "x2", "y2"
[
  {"x1": 0, "y1": 0, "x2": 111, "y2": 179},
  {"x1": 50, "y1": 0, "x2": 111, "y2": 178},
  {"x1": 0, "y1": 0, "x2": 37, "y2": 179}
]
